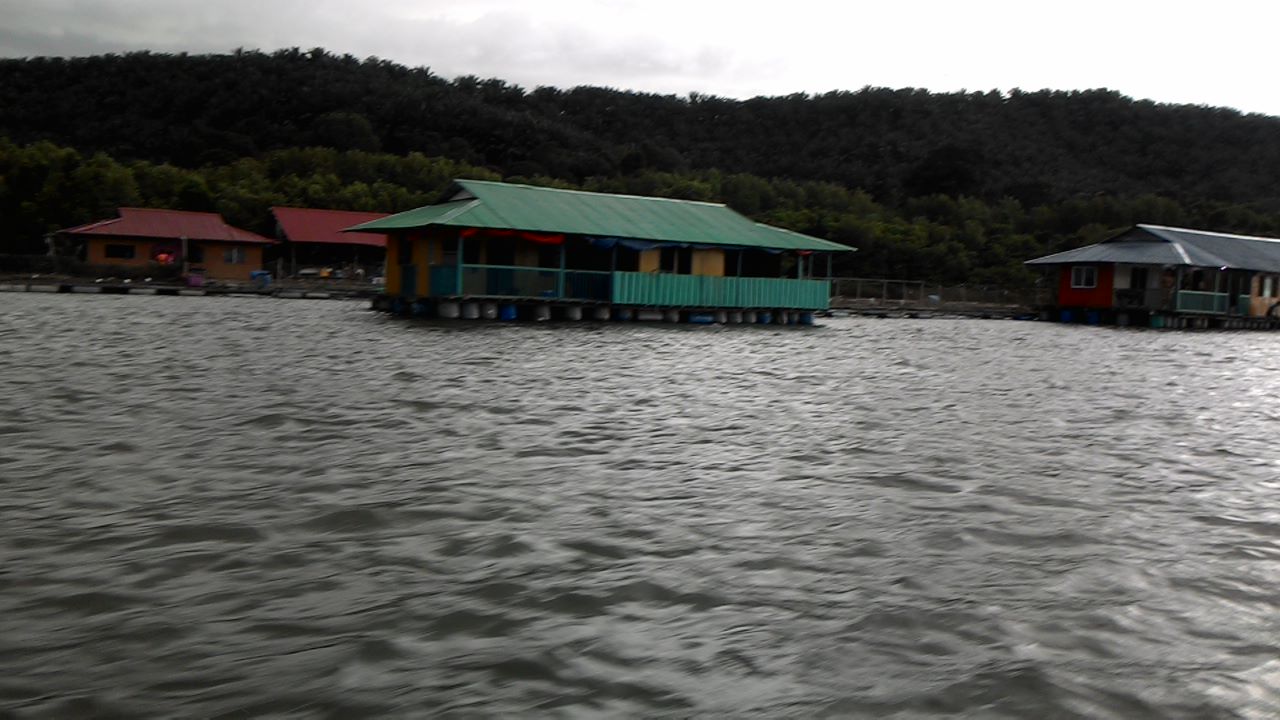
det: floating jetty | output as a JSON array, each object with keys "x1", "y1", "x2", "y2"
[
  {"x1": 348, "y1": 179, "x2": 853, "y2": 326},
  {"x1": 0, "y1": 282, "x2": 207, "y2": 296},
  {"x1": 0, "y1": 282, "x2": 375, "y2": 300}
]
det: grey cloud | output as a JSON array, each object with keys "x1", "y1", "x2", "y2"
[
  {"x1": 0, "y1": 0, "x2": 283, "y2": 56},
  {"x1": 0, "y1": 0, "x2": 759, "y2": 97},
  {"x1": 0, "y1": 26, "x2": 132, "y2": 58}
]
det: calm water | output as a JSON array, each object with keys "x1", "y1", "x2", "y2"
[{"x1": 2, "y1": 294, "x2": 1280, "y2": 718}]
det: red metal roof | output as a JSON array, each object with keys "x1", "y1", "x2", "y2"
[
  {"x1": 271, "y1": 207, "x2": 389, "y2": 248},
  {"x1": 61, "y1": 208, "x2": 274, "y2": 244}
]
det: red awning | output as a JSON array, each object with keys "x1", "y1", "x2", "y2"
[{"x1": 460, "y1": 227, "x2": 564, "y2": 245}]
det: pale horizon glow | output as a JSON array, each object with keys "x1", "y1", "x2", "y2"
[{"x1": 2, "y1": 0, "x2": 1278, "y2": 116}]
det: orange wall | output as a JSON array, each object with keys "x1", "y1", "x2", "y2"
[
  {"x1": 638, "y1": 249, "x2": 660, "y2": 272},
  {"x1": 384, "y1": 230, "x2": 461, "y2": 298},
  {"x1": 422, "y1": 230, "x2": 442, "y2": 295},
  {"x1": 692, "y1": 249, "x2": 725, "y2": 277},
  {"x1": 86, "y1": 238, "x2": 157, "y2": 268},
  {"x1": 87, "y1": 236, "x2": 262, "y2": 281},
  {"x1": 419, "y1": 228, "x2": 452, "y2": 297},
  {"x1": 384, "y1": 235, "x2": 402, "y2": 294},
  {"x1": 194, "y1": 242, "x2": 263, "y2": 281},
  {"x1": 1057, "y1": 264, "x2": 1114, "y2": 308}
]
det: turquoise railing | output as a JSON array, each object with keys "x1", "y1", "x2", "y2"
[
  {"x1": 611, "y1": 272, "x2": 830, "y2": 309},
  {"x1": 1174, "y1": 290, "x2": 1229, "y2": 314},
  {"x1": 428, "y1": 266, "x2": 456, "y2": 295},
  {"x1": 429, "y1": 264, "x2": 612, "y2": 300},
  {"x1": 424, "y1": 264, "x2": 830, "y2": 310},
  {"x1": 460, "y1": 265, "x2": 559, "y2": 298}
]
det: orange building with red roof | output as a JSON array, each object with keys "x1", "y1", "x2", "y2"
[
  {"x1": 270, "y1": 207, "x2": 388, "y2": 277},
  {"x1": 62, "y1": 207, "x2": 274, "y2": 282}
]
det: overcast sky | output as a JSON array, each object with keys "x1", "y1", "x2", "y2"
[{"x1": 2, "y1": 0, "x2": 1277, "y2": 116}]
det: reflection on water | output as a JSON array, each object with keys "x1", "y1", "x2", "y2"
[{"x1": 2, "y1": 294, "x2": 1280, "y2": 718}]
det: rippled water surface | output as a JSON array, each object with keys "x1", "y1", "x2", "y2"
[{"x1": 3, "y1": 294, "x2": 1280, "y2": 718}]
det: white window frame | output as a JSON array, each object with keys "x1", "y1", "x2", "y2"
[{"x1": 1070, "y1": 266, "x2": 1097, "y2": 289}]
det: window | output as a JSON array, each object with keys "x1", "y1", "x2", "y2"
[
  {"x1": 223, "y1": 246, "x2": 247, "y2": 264},
  {"x1": 1070, "y1": 266, "x2": 1097, "y2": 289},
  {"x1": 1264, "y1": 277, "x2": 1274, "y2": 298},
  {"x1": 487, "y1": 242, "x2": 514, "y2": 266},
  {"x1": 614, "y1": 247, "x2": 639, "y2": 272},
  {"x1": 462, "y1": 239, "x2": 483, "y2": 264},
  {"x1": 536, "y1": 245, "x2": 559, "y2": 269},
  {"x1": 104, "y1": 243, "x2": 136, "y2": 259},
  {"x1": 660, "y1": 247, "x2": 692, "y2": 274}
]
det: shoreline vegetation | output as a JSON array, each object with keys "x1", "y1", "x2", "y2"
[{"x1": 6, "y1": 49, "x2": 1280, "y2": 288}]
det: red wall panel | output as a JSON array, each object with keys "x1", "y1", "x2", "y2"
[{"x1": 1057, "y1": 265, "x2": 1114, "y2": 308}]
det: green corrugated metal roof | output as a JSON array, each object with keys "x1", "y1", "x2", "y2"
[{"x1": 349, "y1": 179, "x2": 853, "y2": 252}]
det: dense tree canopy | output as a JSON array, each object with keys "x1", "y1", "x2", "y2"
[{"x1": 4, "y1": 48, "x2": 1280, "y2": 284}]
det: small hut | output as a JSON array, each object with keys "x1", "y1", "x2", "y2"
[{"x1": 1026, "y1": 224, "x2": 1280, "y2": 327}]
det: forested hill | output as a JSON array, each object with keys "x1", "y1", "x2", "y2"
[
  {"x1": 6, "y1": 48, "x2": 1280, "y2": 204},
  {"x1": 5, "y1": 48, "x2": 1280, "y2": 283}
]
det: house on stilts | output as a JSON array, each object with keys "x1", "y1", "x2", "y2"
[
  {"x1": 1026, "y1": 224, "x2": 1280, "y2": 329},
  {"x1": 350, "y1": 180, "x2": 854, "y2": 324}
]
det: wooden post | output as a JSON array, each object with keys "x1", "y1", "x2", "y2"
[
  {"x1": 457, "y1": 234, "x2": 465, "y2": 296},
  {"x1": 557, "y1": 241, "x2": 566, "y2": 298}
]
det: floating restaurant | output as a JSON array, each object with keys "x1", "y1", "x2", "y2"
[
  {"x1": 349, "y1": 180, "x2": 853, "y2": 324},
  {"x1": 1026, "y1": 224, "x2": 1280, "y2": 328}
]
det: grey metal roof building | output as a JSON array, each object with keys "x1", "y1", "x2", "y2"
[{"x1": 1026, "y1": 224, "x2": 1280, "y2": 272}]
